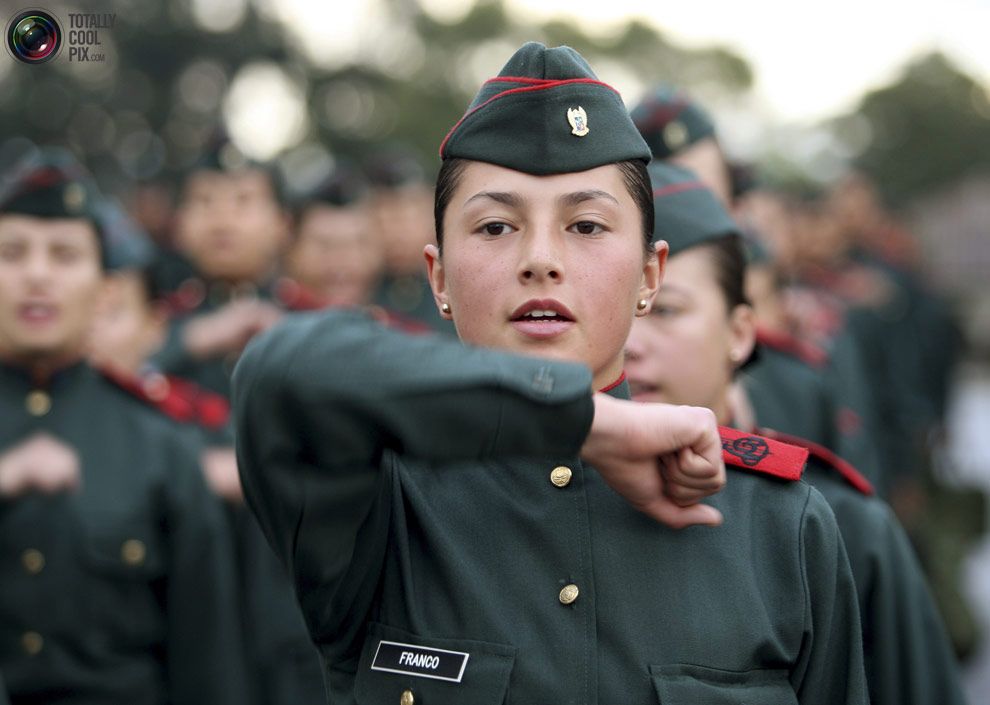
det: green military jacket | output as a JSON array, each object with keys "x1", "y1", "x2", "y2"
[
  {"x1": 743, "y1": 333, "x2": 883, "y2": 487},
  {"x1": 803, "y1": 459, "x2": 966, "y2": 705},
  {"x1": 233, "y1": 310, "x2": 868, "y2": 705},
  {"x1": 752, "y1": 423, "x2": 966, "y2": 705},
  {"x1": 150, "y1": 271, "x2": 330, "y2": 704},
  {"x1": 0, "y1": 361, "x2": 246, "y2": 705},
  {"x1": 153, "y1": 277, "x2": 279, "y2": 398}
]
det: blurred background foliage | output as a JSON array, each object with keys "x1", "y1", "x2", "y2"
[{"x1": 1, "y1": 0, "x2": 989, "y2": 209}]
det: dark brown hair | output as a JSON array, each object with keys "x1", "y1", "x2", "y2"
[{"x1": 696, "y1": 233, "x2": 749, "y2": 312}]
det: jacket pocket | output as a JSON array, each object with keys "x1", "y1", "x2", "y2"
[
  {"x1": 651, "y1": 664, "x2": 798, "y2": 705},
  {"x1": 355, "y1": 622, "x2": 515, "y2": 705},
  {"x1": 80, "y1": 525, "x2": 167, "y2": 648}
]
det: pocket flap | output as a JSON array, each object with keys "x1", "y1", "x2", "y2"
[
  {"x1": 650, "y1": 664, "x2": 798, "y2": 705},
  {"x1": 355, "y1": 622, "x2": 515, "y2": 705}
]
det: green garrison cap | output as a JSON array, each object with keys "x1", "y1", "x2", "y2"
[
  {"x1": 650, "y1": 162, "x2": 739, "y2": 255},
  {"x1": 0, "y1": 148, "x2": 102, "y2": 225},
  {"x1": 631, "y1": 86, "x2": 716, "y2": 159},
  {"x1": 440, "y1": 42, "x2": 651, "y2": 175},
  {"x1": 0, "y1": 148, "x2": 152, "y2": 270}
]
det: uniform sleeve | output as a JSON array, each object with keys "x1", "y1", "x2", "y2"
[
  {"x1": 860, "y1": 503, "x2": 966, "y2": 705},
  {"x1": 161, "y1": 430, "x2": 249, "y2": 705},
  {"x1": 790, "y1": 486, "x2": 870, "y2": 705},
  {"x1": 232, "y1": 309, "x2": 596, "y2": 662}
]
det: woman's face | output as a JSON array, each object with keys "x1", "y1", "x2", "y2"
[
  {"x1": 624, "y1": 245, "x2": 754, "y2": 419},
  {"x1": 426, "y1": 161, "x2": 662, "y2": 389}
]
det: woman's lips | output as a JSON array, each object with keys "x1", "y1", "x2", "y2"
[
  {"x1": 510, "y1": 318, "x2": 575, "y2": 339},
  {"x1": 18, "y1": 303, "x2": 58, "y2": 327},
  {"x1": 509, "y1": 298, "x2": 576, "y2": 340}
]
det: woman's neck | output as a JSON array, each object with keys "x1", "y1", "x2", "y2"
[{"x1": 592, "y1": 356, "x2": 626, "y2": 393}]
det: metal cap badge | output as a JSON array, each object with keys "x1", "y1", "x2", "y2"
[{"x1": 567, "y1": 106, "x2": 589, "y2": 136}]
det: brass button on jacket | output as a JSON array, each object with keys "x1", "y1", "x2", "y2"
[
  {"x1": 121, "y1": 539, "x2": 147, "y2": 566},
  {"x1": 25, "y1": 390, "x2": 51, "y2": 417},
  {"x1": 400, "y1": 689, "x2": 414, "y2": 705},
  {"x1": 21, "y1": 549, "x2": 45, "y2": 575},
  {"x1": 559, "y1": 583, "x2": 579, "y2": 605},
  {"x1": 550, "y1": 466, "x2": 572, "y2": 487},
  {"x1": 22, "y1": 631, "x2": 44, "y2": 656}
]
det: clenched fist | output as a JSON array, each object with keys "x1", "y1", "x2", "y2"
[{"x1": 580, "y1": 394, "x2": 725, "y2": 529}]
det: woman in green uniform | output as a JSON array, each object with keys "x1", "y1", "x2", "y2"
[
  {"x1": 234, "y1": 42, "x2": 867, "y2": 705},
  {"x1": 624, "y1": 162, "x2": 965, "y2": 705},
  {"x1": 0, "y1": 151, "x2": 246, "y2": 703}
]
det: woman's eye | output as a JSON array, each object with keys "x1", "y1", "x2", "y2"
[
  {"x1": 482, "y1": 222, "x2": 514, "y2": 236},
  {"x1": 652, "y1": 305, "x2": 678, "y2": 317},
  {"x1": 571, "y1": 221, "x2": 604, "y2": 236}
]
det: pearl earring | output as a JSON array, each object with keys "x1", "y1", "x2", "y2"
[
  {"x1": 636, "y1": 299, "x2": 649, "y2": 312},
  {"x1": 441, "y1": 303, "x2": 451, "y2": 314}
]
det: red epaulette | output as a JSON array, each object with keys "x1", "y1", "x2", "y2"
[
  {"x1": 718, "y1": 426, "x2": 808, "y2": 481},
  {"x1": 758, "y1": 427, "x2": 875, "y2": 496},
  {"x1": 756, "y1": 327, "x2": 829, "y2": 368},
  {"x1": 98, "y1": 368, "x2": 230, "y2": 431}
]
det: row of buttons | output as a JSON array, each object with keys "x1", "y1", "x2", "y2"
[
  {"x1": 551, "y1": 466, "x2": 579, "y2": 603},
  {"x1": 392, "y1": 465, "x2": 578, "y2": 705},
  {"x1": 18, "y1": 540, "x2": 148, "y2": 576}
]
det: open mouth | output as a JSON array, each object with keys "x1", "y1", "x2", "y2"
[
  {"x1": 18, "y1": 302, "x2": 58, "y2": 325},
  {"x1": 509, "y1": 299, "x2": 576, "y2": 339}
]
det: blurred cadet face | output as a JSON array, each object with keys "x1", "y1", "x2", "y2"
[
  {"x1": 88, "y1": 270, "x2": 166, "y2": 375},
  {"x1": 175, "y1": 168, "x2": 289, "y2": 283},
  {"x1": 745, "y1": 262, "x2": 789, "y2": 332},
  {"x1": 425, "y1": 160, "x2": 661, "y2": 391},
  {"x1": 0, "y1": 214, "x2": 104, "y2": 363},
  {"x1": 371, "y1": 183, "x2": 436, "y2": 274},
  {"x1": 625, "y1": 245, "x2": 754, "y2": 420},
  {"x1": 792, "y1": 202, "x2": 849, "y2": 267},
  {"x1": 669, "y1": 138, "x2": 732, "y2": 207},
  {"x1": 287, "y1": 203, "x2": 382, "y2": 307},
  {"x1": 737, "y1": 191, "x2": 799, "y2": 272}
]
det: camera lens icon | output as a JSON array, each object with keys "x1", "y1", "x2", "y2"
[{"x1": 6, "y1": 9, "x2": 62, "y2": 64}]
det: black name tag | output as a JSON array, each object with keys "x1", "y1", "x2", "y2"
[{"x1": 371, "y1": 640, "x2": 470, "y2": 683}]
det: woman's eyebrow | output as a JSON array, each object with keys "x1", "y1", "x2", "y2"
[
  {"x1": 464, "y1": 191, "x2": 524, "y2": 208},
  {"x1": 558, "y1": 190, "x2": 619, "y2": 208}
]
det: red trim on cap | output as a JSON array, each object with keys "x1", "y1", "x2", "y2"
[
  {"x1": 756, "y1": 327, "x2": 829, "y2": 368},
  {"x1": 718, "y1": 426, "x2": 808, "y2": 481},
  {"x1": 598, "y1": 371, "x2": 626, "y2": 393},
  {"x1": 439, "y1": 78, "x2": 621, "y2": 158},
  {"x1": 758, "y1": 427, "x2": 875, "y2": 496},
  {"x1": 652, "y1": 181, "x2": 709, "y2": 199}
]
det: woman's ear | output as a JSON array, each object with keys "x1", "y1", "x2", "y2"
[
  {"x1": 728, "y1": 303, "x2": 757, "y2": 367},
  {"x1": 424, "y1": 244, "x2": 451, "y2": 319},
  {"x1": 636, "y1": 240, "x2": 668, "y2": 315}
]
